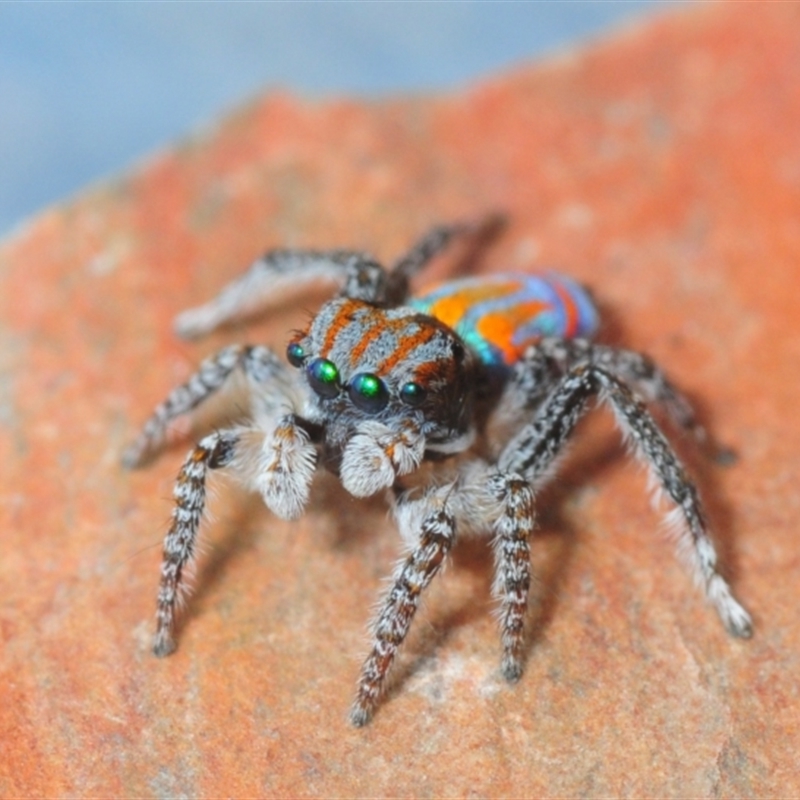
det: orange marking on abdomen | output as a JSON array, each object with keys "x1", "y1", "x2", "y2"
[
  {"x1": 425, "y1": 281, "x2": 521, "y2": 330},
  {"x1": 475, "y1": 300, "x2": 549, "y2": 363}
]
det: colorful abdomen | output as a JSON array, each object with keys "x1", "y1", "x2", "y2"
[{"x1": 411, "y1": 273, "x2": 598, "y2": 369}]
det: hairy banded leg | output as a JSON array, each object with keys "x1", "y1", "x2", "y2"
[
  {"x1": 153, "y1": 411, "x2": 317, "y2": 656},
  {"x1": 487, "y1": 472, "x2": 536, "y2": 681},
  {"x1": 174, "y1": 215, "x2": 504, "y2": 337},
  {"x1": 154, "y1": 430, "x2": 238, "y2": 657},
  {"x1": 174, "y1": 249, "x2": 390, "y2": 339},
  {"x1": 531, "y1": 338, "x2": 722, "y2": 456},
  {"x1": 385, "y1": 213, "x2": 506, "y2": 303},
  {"x1": 500, "y1": 363, "x2": 753, "y2": 638},
  {"x1": 351, "y1": 499, "x2": 456, "y2": 726},
  {"x1": 122, "y1": 344, "x2": 296, "y2": 469}
]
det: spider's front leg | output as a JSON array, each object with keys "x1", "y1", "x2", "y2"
[
  {"x1": 351, "y1": 486, "x2": 456, "y2": 727},
  {"x1": 153, "y1": 430, "x2": 238, "y2": 656},
  {"x1": 349, "y1": 467, "x2": 536, "y2": 725},
  {"x1": 487, "y1": 471, "x2": 536, "y2": 682},
  {"x1": 152, "y1": 411, "x2": 318, "y2": 657},
  {"x1": 125, "y1": 344, "x2": 318, "y2": 655}
]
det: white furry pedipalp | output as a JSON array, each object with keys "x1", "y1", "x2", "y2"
[
  {"x1": 254, "y1": 416, "x2": 317, "y2": 520},
  {"x1": 340, "y1": 420, "x2": 425, "y2": 498}
]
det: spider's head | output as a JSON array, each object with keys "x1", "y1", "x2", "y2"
[{"x1": 286, "y1": 298, "x2": 477, "y2": 459}]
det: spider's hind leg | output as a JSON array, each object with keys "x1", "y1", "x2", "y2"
[
  {"x1": 174, "y1": 213, "x2": 506, "y2": 338},
  {"x1": 500, "y1": 359, "x2": 753, "y2": 639},
  {"x1": 385, "y1": 213, "x2": 507, "y2": 304},
  {"x1": 536, "y1": 338, "x2": 732, "y2": 461},
  {"x1": 174, "y1": 248, "x2": 391, "y2": 339}
]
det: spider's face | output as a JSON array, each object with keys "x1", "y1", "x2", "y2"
[{"x1": 287, "y1": 298, "x2": 477, "y2": 456}]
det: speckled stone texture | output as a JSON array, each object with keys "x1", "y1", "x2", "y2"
[{"x1": 1, "y1": 3, "x2": 799, "y2": 796}]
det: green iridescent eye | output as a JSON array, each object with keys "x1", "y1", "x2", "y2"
[
  {"x1": 286, "y1": 342, "x2": 307, "y2": 368},
  {"x1": 348, "y1": 373, "x2": 389, "y2": 413},
  {"x1": 400, "y1": 381, "x2": 426, "y2": 407},
  {"x1": 307, "y1": 358, "x2": 341, "y2": 398}
]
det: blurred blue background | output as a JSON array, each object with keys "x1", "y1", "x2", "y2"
[{"x1": 0, "y1": 1, "x2": 664, "y2": 236}]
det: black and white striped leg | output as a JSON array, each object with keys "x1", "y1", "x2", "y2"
[
  {"x1": 122, "y1": 344, "x2": 290, "y2": 469},
  {"x1": 174, "y1": 249, "x2": 390, "y2": 339},
  {"x1": 488, "y1": 472, "x2": 536, "y2": 681},
  {"x1": 529, "y1": 338, "x2": 722, "y2": 455},
  {"x1": 153, "y1": 431, "x2": 238, "y2": 657},
  {"x1": 501, "y1": 363, "x2": 753, "y2": 638},
  {"x1": 350, "y1": 507, "x2": 456, "y2": 727},
  {"x1": 386, "y1": 213, "x2": 506, "y2": 303}
]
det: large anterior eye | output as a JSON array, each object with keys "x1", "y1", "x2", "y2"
[
  {"x1": 307, "y1": 358, "x2": 341, "y2": 398},
  {"x1": 348, "y1": 373, "x2": 389, "y2": 413},
  {"x1": 286, "y1": 342, "x2": 307, "y2": 368}
]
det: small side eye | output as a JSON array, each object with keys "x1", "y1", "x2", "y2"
[
  {"x1": 307, "y1": 358, "x2": 341, "y2": 398},
  {"x1": 399, "y1": 382, "x2": 426, "y2": 407},
  {"x1": 287, "y1": 342, "x2": 307, "y2": 368},
  {"x1": 348, "y1": 373, "x2": 389, "y2": 413}
]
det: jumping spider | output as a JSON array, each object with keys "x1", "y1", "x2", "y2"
[{"x1": 123, "y1": 216, "x2": 752, "y2": 726}]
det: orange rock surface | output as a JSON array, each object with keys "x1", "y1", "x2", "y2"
[{"x1": 1, "y1": 3, "x2": 798, "y2": 796}]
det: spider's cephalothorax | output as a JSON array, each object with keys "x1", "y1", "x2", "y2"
[
  {"x1": 287, "y1": 297, "x2": 480, "y2": 482},
  {"x1": 123, "y1": 217, "x2": 752, "y2": 727}
]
